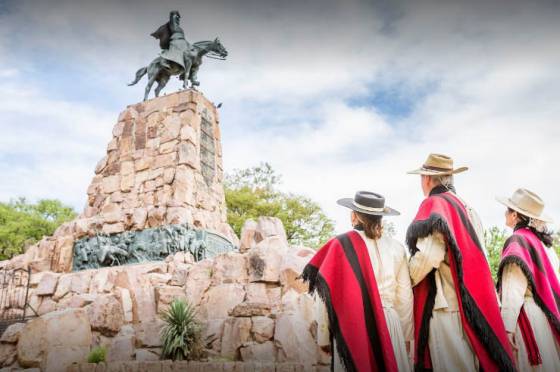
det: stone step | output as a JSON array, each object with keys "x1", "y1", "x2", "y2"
[{"x1": 68, "y1": 361, "x2": 330, "y2": 372}]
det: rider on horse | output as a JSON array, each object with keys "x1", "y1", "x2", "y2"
[
  {"x1": 151, "y1": 10, "x2": 192, "y2": 74},
  {"x1": 129, "y1": 11, "x2": 227, "y2": 100}
]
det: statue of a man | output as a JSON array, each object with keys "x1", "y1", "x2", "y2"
[
  {"x1": 151, "y1": 11, "x2": 191, "y2": 73},
  {"x1": 129, "y1": 10, "x2": 227, "y2": 99}
]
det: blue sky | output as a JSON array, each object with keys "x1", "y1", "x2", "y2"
[{"x1": 1, "y1": 0, "x2": 560, "y2": 241}]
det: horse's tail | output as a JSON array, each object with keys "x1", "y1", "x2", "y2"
[{"x1": 128, "y1": 67, "x2": 147, "y2": 86}]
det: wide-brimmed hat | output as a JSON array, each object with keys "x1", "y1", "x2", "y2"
[
  {"x1": 337, "y1": 191, "x2": 400, "y2": 216},
  {"x1": 496, "y1": 188, "x2": 553, "y2": 223},
  {"x1": 407, "y1": 153, "x2": 469, "y2": 176}
]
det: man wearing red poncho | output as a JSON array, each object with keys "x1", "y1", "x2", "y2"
[{"x1": 406, "y1": 153, "x2": 515, "y2": 372}]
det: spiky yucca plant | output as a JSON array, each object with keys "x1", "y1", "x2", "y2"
[{"x1": 160, "y1": 299, "x2": 204, "y2": 361}]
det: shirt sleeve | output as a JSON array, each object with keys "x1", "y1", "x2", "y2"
[
  {"x1": 409, "y1": 232, "x2": 446, "y2": 286},
  {"x1": 314, "y1": 293, "x2": 331, "y2": 347},
  {"x1": 467, "y1": 206, "x2": 487, "y2": 255},
  {"x1": 500, "y1": 263, "x2": 527, "y2": 333},
  {"x1": 395, "y1": 244, "x2": 414, "y2": 341}
]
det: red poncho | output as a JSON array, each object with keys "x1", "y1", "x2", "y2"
[
  {"x1": 302, "y1": 231, "x2": 398, "y2": 372},
  {"x1": 406, "y1": 191, "x2": 515, "y2": 372},
  {"x1": 498, "y1": 227, "x2": 560, "y2": 365}
]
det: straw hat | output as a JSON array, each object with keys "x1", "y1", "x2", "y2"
[
  {"x1": 337, "y1": 191, "x2": 400, "y2": 216},
  {"x1": 496, "y1": 188, "x2": 553, "y2": 223},
  {"x1": 407, "y1": 153, "x2": 469, "y2": 176}
]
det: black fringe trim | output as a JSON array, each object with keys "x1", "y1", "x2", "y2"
[
  {"x1": 407, "y1": 214, "x2": 516, "y2": 372},
  {"x1": 301, "y1": 263, "x2": 319, "y2": 293},
  {"x1": 302, "y1": 264, "x2": 357, "y2": 372},
  {"x1": 504, "y1": 235, "x2": 544, "y2": 273},
  {"x1": 497, "y1": 256, "x2": 560, "y2": 334},
  {"x1": 406, "y1": 214, "x2": 450, "y2": 256}
]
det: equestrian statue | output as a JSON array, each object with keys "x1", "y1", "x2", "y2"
[{"x1": 129, "y1": 10, "x2": 228, "y2": 101}]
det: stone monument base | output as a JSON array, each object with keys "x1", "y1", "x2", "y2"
[
  {"x1": 0, "y1": 89, "x2": 239, "y2": 275},
  {"x1": 0, "y1": 219, "x2": 329, "y2": 371}
]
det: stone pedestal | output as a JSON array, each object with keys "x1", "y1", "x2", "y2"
[
  {"x1": 5, "y1": 90, "x2": 233, "y2": 273},
  {"x1": 86, "y1": 89, "x2": 227, "y2": 233}
]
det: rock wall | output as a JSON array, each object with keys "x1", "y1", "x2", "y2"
[
  {"x1": 1, "y1": 90, "x2": 237, "y2": 274},
  {"x1": 0, "y1": 218, "x2": 328, "y2": 371}
]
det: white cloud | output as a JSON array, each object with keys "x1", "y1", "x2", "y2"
[{"x1": 0, "y1": 79, "x2": 116, "y2": 210}]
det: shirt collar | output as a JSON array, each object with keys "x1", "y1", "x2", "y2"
[{"x1": 429, "y1": 184, "x2": 455, "y2": 196}]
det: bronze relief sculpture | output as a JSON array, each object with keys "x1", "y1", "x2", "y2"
[{"x1": 72, "y1": 224, "x2": 235, "y2": 271}]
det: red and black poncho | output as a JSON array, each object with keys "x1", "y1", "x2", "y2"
[
  {"x1": 497, "y1": 227, "x2": 560, "y2": 365},
  {"x1": 302, "y1": 230, "x2": 398, "y2": 372},
  {"x1": 406, "y1": 189, "x2": 515, "y2": 372}
]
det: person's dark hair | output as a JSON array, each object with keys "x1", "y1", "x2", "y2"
[
  {"x1": 510, "y1": 208, "x2": 554, "y2": 247},
  {"x1": 354, "y1": 212, "x2": 383, "y2": 240}
]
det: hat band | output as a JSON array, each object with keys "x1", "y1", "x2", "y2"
[
  {"x1": 510, "y1": 199, "x2": 543, "y2": 218},
  {"x1": 422, "y1": 164, "x2": 452, "y2": 172},
  {"x1": 352, "y1": 201, "x2": 385, "y2": 212}
]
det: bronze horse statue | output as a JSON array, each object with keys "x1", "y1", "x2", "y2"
[{"x1": 128, "y1": 38, "x2": 227, "y2": 101}]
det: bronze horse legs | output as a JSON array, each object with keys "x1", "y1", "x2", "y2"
[{"x1": 130, "y1": 56, "x2": 196, "y2": 101}]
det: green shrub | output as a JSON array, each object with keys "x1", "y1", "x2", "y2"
[
  {"x1": 160, "y1": 299, "x2": 204, "y2": 361},
  {"x1": 87, "y1": 346, "x2": 107, "y2": 364}
]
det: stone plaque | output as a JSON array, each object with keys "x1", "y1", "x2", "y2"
[
  {"x1": 200, "y1": 109, "x2": 216, "y2": 185},
  {"x1": 201, "y1": 231, "x2": 239, "y2": 259}
]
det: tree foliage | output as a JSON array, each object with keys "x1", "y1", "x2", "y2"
[
  {"x1": 0, "y1": 197, "x2": 77, "y2": 260},
  {"x1": 484, "y1": 226, "x2": 508, "y2": 281},
  {"x1": 225, "y1": 163, "x2": 335, "y2": 248}
]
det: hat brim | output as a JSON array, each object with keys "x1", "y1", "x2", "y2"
[
  {"x1": 407, "y1": 166, "x2": 469, "y2": 176},
  {"x1": 496, "y1": 196, "x2": 553, "y2": 223},
  {"x1": 336, "y1": 198, "x2": 400, "y2": 216}
]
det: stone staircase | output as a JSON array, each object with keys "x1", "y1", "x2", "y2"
[{"x1": 67, "y1": 361, "x2": 330, "y2": 371}]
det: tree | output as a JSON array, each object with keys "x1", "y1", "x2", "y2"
[
  {"x1": 225, "y1": 163, "x2": 335, "y2": 248},
  {"x1": 484, "y1": 226, "x2": 508, "y2": 281},
  {"x1": 0, "y1": 198, "x2": 77, "y2": 260}
]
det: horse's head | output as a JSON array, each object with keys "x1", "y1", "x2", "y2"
[{"x1": 210, "y1": 37, "x2": 228, "y2": 59}]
